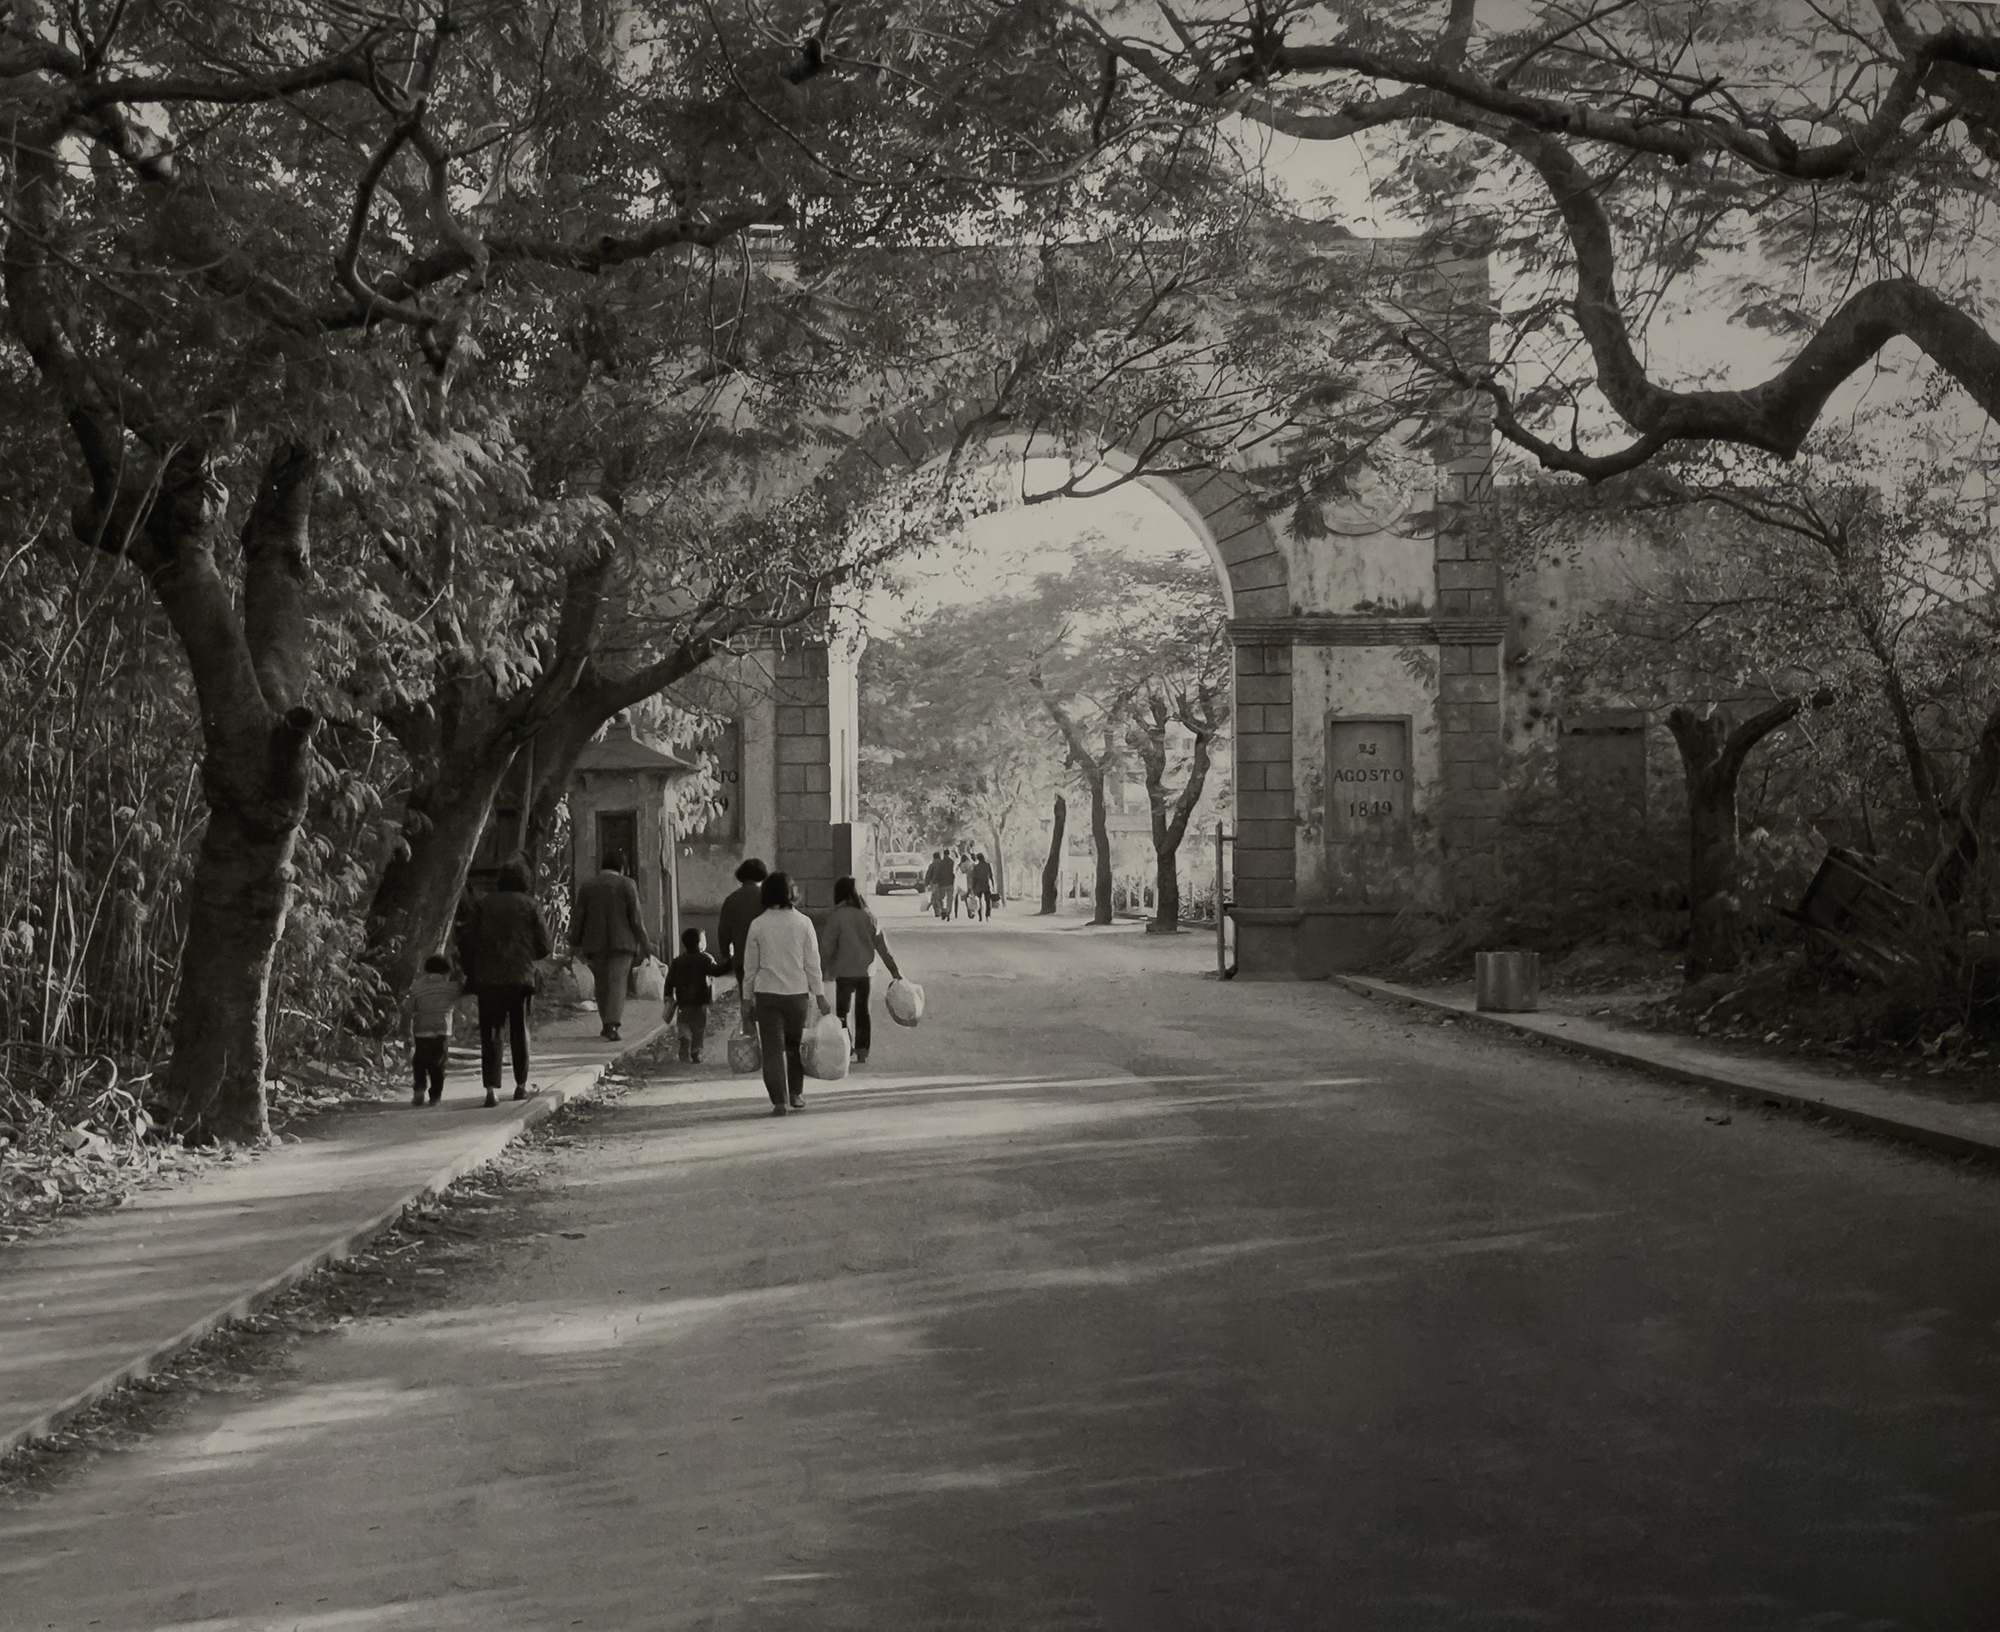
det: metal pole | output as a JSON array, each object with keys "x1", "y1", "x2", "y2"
[
  {"x1": 515, "y1": 739, "x2": 534, "y2": 854},
  {"x1": 665, "y1": 814, "x2": 680, "y2": 964},
  {"x1": 1216, "y1": 822, "x2": 1226, "y2": 979}
]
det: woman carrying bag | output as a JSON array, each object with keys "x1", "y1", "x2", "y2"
[
  {"x1": 739, "y1": 871, "x2": 829, "y2": 1115},
  {"x1": 819, "y1": 875, "x2": 901, "y2": 1066}
]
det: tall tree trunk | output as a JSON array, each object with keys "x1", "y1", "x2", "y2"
[
  {"x1": 1132, "y1": 700, "x2": 1178, "y2": 936},
  {"x1": 134, "y1": 448, "x2": 320, "y2": 1142},
  {"x1": 6, "y1": 122, "x2": 322, "y2": 1141},
  {"x1": 1030, "y1": 680, "x2": 1121, "y2": 927},
  {"x1": 522, "y1": 694, "x2": 605, "y2": 874},
  {"x1": 1086, "y1": 768, "x2": 1112, "y2": 925},
  {"x1": 1923, "y1": 697, "x2": 2000, "y2": 915},
  {"x1": 1153, "y1": 846, "x2": 1182, "y2": 933},
  {"x1": 1680, "y1": 752, "x2": 1740, "y2": 982},
  {"x1": 166, "y1": 763, "x2": 311, "y2": 1142},
  {"x1": 1667, "y1": 699, "x2": 1801, "y2": 984},
  {"x1": 1836, "y1": 585, "x2": 1996, "y2": 924},
  {"x1": 1039, "y1": 795, "x2": 1066, "y2": 915},
  {"x1": 520, "y1": 642, "x2": 724, "y2": 872},
  {"x1": 367, "y1": 746, "x2": 518, "y2": 998},
  {"x1": 1129, "y1": 694, "x2": 1218, "y2": 936},
  {"x1": 364, "y1": 554, "x2": 621, "y2": 1004},
  {"x1": 367, "y1": 625, "x2": 727, "y2": 1000}
]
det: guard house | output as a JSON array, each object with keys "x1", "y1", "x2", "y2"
[{"x1": 570, "y1": 716, "x2": 697, "y2": 951}]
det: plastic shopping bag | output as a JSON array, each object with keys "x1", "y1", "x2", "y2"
[
  {"x1": 799, "y1": 1013, "x2": 851, "y2": 1081},
  {"x1": 884, "y1": 977, "x2": 925, "y2": 1028},
  {"x1": 631, "y1": 958, "x2": 665, "y2": 1001},
  {"x1": 727, "y1": 1030, "x2": 762, "y2": 1075}
]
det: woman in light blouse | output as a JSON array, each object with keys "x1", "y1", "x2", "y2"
[{"x1": 740, "y1": 871, "x2": 830, "y2": 1115}]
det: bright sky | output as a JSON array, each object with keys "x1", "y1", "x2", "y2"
[{"x1": 859, "y1": 464, "x2": 1212, "y2": 634}]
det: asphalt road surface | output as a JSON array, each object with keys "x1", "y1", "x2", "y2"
[{"x1": 9, "y1": 911, "x2": 2000, "y2": 1629}]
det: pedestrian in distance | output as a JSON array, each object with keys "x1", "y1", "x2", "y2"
[
  {"x1": 942, "y1": 847, "x2": 964, "y2": 920},
  {"x1": 664, "y1": 926, "x2": 724, "y2": 1063},
  {"x1": 820, "y1": 875, "x2": 903, "y2": 1066},
  {"x1": 957, "y1": 848, "x2": 981, "y2": 921},
  {"x1": 457, "y1": 859, "x2": 552, "y2": 1107},
  {"x1": 926, "y1": 850, "x2": 952, "y2": 920},
  {"x1": 740, "y1": 870, "x2": 830, "y2": 1115},
  {"x1": 407, "y1": 953, "x2": 460, "y2": 1107},
  {"x1": 971, "y1": 851, "x2": 997, "y2": 919},
  {"x1": 571, "y1": 848, "x2": 651, "y2": 1042},
  {"x1": 716, "y1": 856, "x2": 769, "y2": 1035}
]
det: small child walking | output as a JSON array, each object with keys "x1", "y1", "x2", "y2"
[
  {"x1": 665, "y1": 927, "x2": 724, "y2": 1063},
  {"x1": 408, "y1": 953, "x2": 461, "y2": 1106}
]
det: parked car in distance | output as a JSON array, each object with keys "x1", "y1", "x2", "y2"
[{"x1": 876, "y1": 852, "x2": 925, "y2": 893}]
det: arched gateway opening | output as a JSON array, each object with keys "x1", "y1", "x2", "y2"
[
  {"x1": 852, "y1": 457, "x2": 1270, "y2": 938},
  {"x1": 663, "y1": 246, "x2": 1500, "y2": 980},
  {"x1": 860, "y1": 446, "x2": 1296, "y2": 976}
]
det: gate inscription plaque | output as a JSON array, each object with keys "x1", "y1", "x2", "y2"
[{"x1": 1326, "y1": 716, "x2": 1412, "y2": 846}]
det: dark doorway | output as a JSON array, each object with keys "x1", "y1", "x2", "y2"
[
  {"x1": 1559, "y1": 718, "x2": 1648, "y2": 824},
  {"x1": 596, "y1": 809, "x2": 638, "y2": 874}
]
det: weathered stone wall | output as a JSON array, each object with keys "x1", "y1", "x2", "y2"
[
  {"x1": 665, "y1": 649, "x2": 778, "y2": 923},
  {"x1": 770, "y1": 632, "x2": 866, "y2": 910},
  {"x1": 774, "y1": 643, "x2": 836, "y2": 908},
  {"x1": 1433, "y1": 452, "x2": 1505, "y2": 905},
  {"x1": 1290, "y1": 645, "x2": 1441, "y2": 906},
  {"x1": 1231, "y1": 639, "x2": 1296, "y2": 911}
]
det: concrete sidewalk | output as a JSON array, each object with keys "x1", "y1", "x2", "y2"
[
  {"x1": 1336, "y1": 975, "x2": 2000, "y2": 1161},
  {"x1": 0, "y1": 1017, "x2": 662, "y2": 1458}
]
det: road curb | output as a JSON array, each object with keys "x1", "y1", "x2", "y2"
[
  {"x1": 2, "y1": 1030, "x2": 656, "y2": 1461},
  {"x1": 1330, "y1": 975, "x2": 2000, "y2": 1165}
]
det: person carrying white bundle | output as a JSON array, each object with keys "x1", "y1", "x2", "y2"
[
  {"x1": 739, "y1": 871, "x2": 829, "y2": 1116},
  {"x1": 884, "y1": 976, "x2": 925, "y2": 1027},
  {"x1": 818, "y1": 874, "x2": 902, "y2": 1066},
  {"x1": 799, "y1": 1008, "x2": 851, "y2": 1080}
]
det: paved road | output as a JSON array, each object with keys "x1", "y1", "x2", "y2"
[{"x1": 9, "y1": 916, "x2": 2000, "y2": 1629}]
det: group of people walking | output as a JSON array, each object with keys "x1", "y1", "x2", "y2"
[
  {"x1": 410, "y1": 853, "x2": 908, "y2": 1117},
  {"x1": 414, "y1": 856, "x2": 572, "y2": 1112},
  {"x1": 707, "y1": 859, "x2": 901, "y2": 1115},
  {"x1": 925, "y1": 848, "x2": 997, "y2": 921}
]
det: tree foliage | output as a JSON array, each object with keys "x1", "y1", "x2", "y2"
[
  {"x1": 0, "y1": 0, "x2": 1198, "y2": 1138},
  {"x1": 860, "y1": 542, "x2": 1229, "y2": 924},
  {"x1": 1073, "y1": 0, "x2": 2000, "y2": 479}
]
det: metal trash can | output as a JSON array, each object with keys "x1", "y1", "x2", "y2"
[{"x1": 1475, "y1": 950, "x2": 1540, "y2": 1013}]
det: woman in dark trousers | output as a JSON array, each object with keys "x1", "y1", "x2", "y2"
[
  {"x1": 819, "y1": 875, "x2": 901, "y2": 1065},
  {"x1": 739, "y1": 871, "x2": 830, "y2": 1114},
  {"x1": 458, "y1": 860, "x2": 552, "y2": 1107}
]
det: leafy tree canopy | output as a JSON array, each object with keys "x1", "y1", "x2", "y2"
[{"x1": 1067, "y1": 0, "x2": 2000, "y2": 479}]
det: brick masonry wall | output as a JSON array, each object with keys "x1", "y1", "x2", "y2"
[
  {"x1": 1434, "y1": 452, "x2": 1502, "y2": 900},
  {"x1": 772, "y1": 644, "x2": 839, "y2": 908},
  {"x1": 1233, "y1": 643, "x2": 1297, "y2": 910}
]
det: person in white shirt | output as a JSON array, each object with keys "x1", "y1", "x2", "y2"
[{"x1": 740, "y1": 871, "x2": 831, "y2": 1115}]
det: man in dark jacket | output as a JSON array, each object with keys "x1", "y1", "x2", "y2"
[
  {"x1": 715, "y1": 856, "x2": 769, "y2": 1035},
  {"x1": 925, "y1": 851, "x2": 953, "y2": 919},
  {"x1": 458, "y1": 860, "x2": 553, "y2": 1106},
  {"x1": 572, "y1": 850, "x2": 651, "y2": 1041}
]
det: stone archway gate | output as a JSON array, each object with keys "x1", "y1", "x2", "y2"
[{"x1": 756, "y1": 253, "x2": 1502, "y2": 979}]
